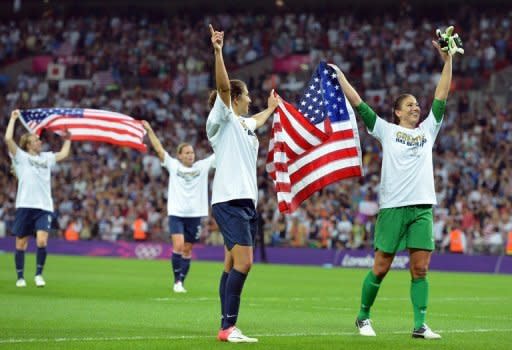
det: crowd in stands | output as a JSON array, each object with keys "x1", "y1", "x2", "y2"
[{"x1": 0, "y1": 9, "x2": 511, "y2": 255}]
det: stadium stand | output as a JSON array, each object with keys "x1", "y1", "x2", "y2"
[{"x1": 0, "y1": 3, "x2": 511, "y2": 256}]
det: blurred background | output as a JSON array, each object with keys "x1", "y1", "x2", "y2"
[{"x1": 0, "y1": 0, "x2": 511, "y2": 258}]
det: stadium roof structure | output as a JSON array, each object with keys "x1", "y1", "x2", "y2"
[{"x1": 1, "y1": 0, "x2": 511, "y2": 18}]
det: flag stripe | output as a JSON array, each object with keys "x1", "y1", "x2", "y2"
[
  {"x1": 288, "y1": 135, "x2": 356, "y2": 174},
  {"x1": 64, "y1": 128, "x2": 144, "y2": 143},
  {"x1": 41, "y1": 118, "x2": 145, "y2": 138},
  {"x1": 279, "y1": 166, "x2": 363, "y2": 212},
  {"x1": 289, "y1": 149, "x2": 360, "y2": 184},
  {"x1": 70, "y1": 135, "x2": 147, "y2": 152}
]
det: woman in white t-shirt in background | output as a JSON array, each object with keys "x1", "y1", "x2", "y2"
[
  {"x1": 5, "y1": 109, "x2": 71, "y2": 288},
  {"x1": 332, "y1": 30, "x2": 455, "y2": 340},
  {"x1": 143, "y1": 121, "x2": 215, "y2": 293},
  {"x1": 207, "y1": 24, "x2": 279, "y2": 343}
]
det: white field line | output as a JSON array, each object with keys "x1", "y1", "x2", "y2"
[
  {"x1": 310, "y1": 306, "x2": 512, "y2": 321},
  {"x1": 151, "y1": 296, "x2": 511, "y2": 302},
  {"x1": 1, "y1": 328, "x2": 511, "y2": 345}
]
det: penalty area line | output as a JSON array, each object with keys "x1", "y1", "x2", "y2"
[{"x1": 1, "y1": 328, "x2": 511, "y2": 344}]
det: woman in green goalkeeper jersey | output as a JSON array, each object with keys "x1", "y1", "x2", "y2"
[{"x1": 331, "y1": 32, "x2": 456, "y2": 339}]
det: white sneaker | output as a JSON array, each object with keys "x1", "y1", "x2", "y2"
[
  {"x1": 355, "y1": 318, "x2": 376, "y2": 336},
  {"x1": 173, "y1": 281, "x2": 187, "y2": 293},
  {"x1": 16, "y1": 278, "x2": 27, "y2": 288},
  {"x1": 34, "y1": 275, "x2": 46, "y2": 287},
  {"x1": 224, "y1": 327, "x2": 258, "y2": 343},
  {"x1": 412, "y1": 324, "x2": 441, "y2": 339}
]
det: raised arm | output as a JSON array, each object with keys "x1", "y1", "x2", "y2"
[
  {"x1": 252, "y1": 90, "x2": 280, "y2": 129},
  {"x1": 55, "y1": 131, "x2": 72, "y2": 162},
  {"x1": 142, "y1": 121, "x2": 165, "y2": 162},
  {"x1": 209, "y1": 24, "x2": 231, "y2": 108},
  {"x1": 4, "y1": 110, "x2": 19, "y2": 156},
  {"x1": 329, "y1": 64, "x2": 377, "y2": 131},
  {"x1": 432, "y1": 40, "x2": 452, "y2": 101},
  {"x1": 328, "y1": 64, "x2": 363, "y2": 107}
]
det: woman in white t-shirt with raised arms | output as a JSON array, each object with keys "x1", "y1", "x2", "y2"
[
  {"x1": 332, "y1": 28, "x2": 459, "y2": 340},
  {"x1": 142, "y1": 120, "x2": 215, "y2": 293},
  {"x1": 4, "y1": 109, "x2": 71, "y2": 288},
  {"x1": 207, "y1": 24, "x2": 279, "y2": 343}
]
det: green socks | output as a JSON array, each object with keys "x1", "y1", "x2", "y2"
[
  {"x1": 357, "y1": 271, "x2": 382, "y2": 320},
  {"x1": 357, "y1": 271, "x2": 429, "y2": 328},
  {"x1": 411, "y1": 277, "x2": 429, "y2": 329}
]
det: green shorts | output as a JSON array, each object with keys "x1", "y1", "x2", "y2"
[{"x1": 374, "y1": 205, "x2": 434, "y2": 253}]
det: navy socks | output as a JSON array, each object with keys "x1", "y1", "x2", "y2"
[
  {"x1": 15, "y1": 250, "x2": 25, "y2": 279},
  {"x1": 36, "y1": 247, "x2": 47, "y2": 275},
  {"x1": 171, "y1": 253, "x2": 182, "y2": 283},
  {"x1": 222, "y1": 269, "x2": 248, "y2": 329},
  {"x1": 219, "y1": 271, "x2": 229, "y2": 328},
  {"x1": 180, "y1": 257, "x2": 191, "y2": 283}
]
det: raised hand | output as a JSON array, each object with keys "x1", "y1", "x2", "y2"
[
  {"x1": 141, "y1": 120, "x2": 152, "y2": 131},
  {"x1": 61, "y1": 130, "x2": 72, "y2": 140},
  {"x1": 328, "y1": 63, "x2": 344, "y2": 78},
  {"x1": 432, "y1": 40, "x2": 450, "y2": 62},
  {"x1": 267, "y1": 89, "x2": 280, "y2": 110},
  {"x1": 10, "y1": 109, "x2": 20, "y2": 120},
  {"x1": 209, "y1": 24, "x2": 224, "y2": 51}
]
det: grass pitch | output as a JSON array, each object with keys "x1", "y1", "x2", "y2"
[{"x1": 0, "y1": 253, "x2": 511, "y2": 349}]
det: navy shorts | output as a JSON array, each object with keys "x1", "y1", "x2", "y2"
[
  {"x1": 168, "y1": 216, "x2": 201, "y2": 243},
  {"x1": 11, "y1": 208, "x2": 54, "y2": 237},
  {"x1": 212, "y1": 199, "x2": 257, "y2": 251}
]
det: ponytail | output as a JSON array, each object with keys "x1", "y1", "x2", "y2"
[
  {"x1": 207, "y1": 79, "x2": 247, "y2": 109},
  {"x1": 208, "y1": 90, "x2": 218, "y2": 109}
]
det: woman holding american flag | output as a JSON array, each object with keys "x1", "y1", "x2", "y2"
[
  {"x1": 4, "y1": 109, "x2": 71, "y2": 288},
  {"x1": 332, "y1": 27, "x2": 462, "y2": 339},
  {"x1": 207, "y1": 24, "x2": 279, "y2": 343}
]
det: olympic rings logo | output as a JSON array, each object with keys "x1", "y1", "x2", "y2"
[{"x1": 134, "y1": 244, "x2": 163, "y2": 259}]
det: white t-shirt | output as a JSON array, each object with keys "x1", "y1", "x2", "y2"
[
  {"x1": 206, "y1": 95, "x2": 259, "y2": 206},
  {"x1": 162, "y1": 152, "x2": 215, "y2": 217},
  {"x1": 369, "y1": 110, "x2": 442, "y2": 209},
  {"x1": 12, "y1": 148, "x2": 56, "y2": 211}
]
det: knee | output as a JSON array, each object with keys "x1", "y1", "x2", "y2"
[
  {"x1": 373, "y1": 263, "x2": 391, "y2": 279},
  {"x1": 234, "y1": 259, "x2": 253, "y2": 274},
  {"x1": 182, "y1": 247, "x2": 192, "y2": 258},
  {"x1": 16, "y1": 243, "x2": 27, "y2": 251},
  {"x1": 16, "y1": 239, "x2": 28, "y2": 250},
  {"x1": 410, "y1": 264, "x2": 429, "y2": 278},
  {"x1": 36, "y1": 238, "x2": 47, "y2": 248},
  {"x1": 173, "y1": 243, "x2": 184, "y2": 253}
]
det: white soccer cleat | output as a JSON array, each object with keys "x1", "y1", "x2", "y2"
[
  {"x1": 16, "y1": 278, "x2": 27, "y2": 288},
  {"x1": 227, "y1": 328, "x2": 258, "y2": 343},
  {"x1": 412, "y1": 324, "x2": 441, "y2": 339},
  {"x1": 355, "y1": 318, "x2": 376, "y2": 336},
  {"x1": 217, "y1": 327, "x2": 258, "y2": 343},
  {"x1": 34, "y1": 275, "x2": 46, "y2": 287},
  {"x1": 173, "y1": 281, "x2": 187, "y2": 293}
]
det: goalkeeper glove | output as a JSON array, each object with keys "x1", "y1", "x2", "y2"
[{"x1": 436, "y1": 26, "x2": 464, "y2": 55}]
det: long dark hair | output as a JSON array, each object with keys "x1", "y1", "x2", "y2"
[
  {"x1": 208, "y1": 79, "x2": 246, "y2": 109},
  {"x1": 392, "y1": 93, "x2": 413, "y2": 124}
]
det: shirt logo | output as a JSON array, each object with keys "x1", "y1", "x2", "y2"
[
  {"x1": 395, "y1": 131, "x2": 427, "y2": 147},
  {"x1": 239, "y1": 119, "x2": 256, "y2": 137},
  {"x1": 28, "y1": 158, "x2": 49, "y2": 169},
  {"x1": 395, "y1": 131, "x2": 427, "y2": 156},
  {"x1": 176, "y1": 169, "x2": 200, "y2": 182}
]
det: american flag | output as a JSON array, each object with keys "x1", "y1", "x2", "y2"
[
  {"x1": 266, "y1": 61, "x2": 363, "y2": 213},
  {"x1": 19, "y1": 108, "x2": 147, "y2": 152}
]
